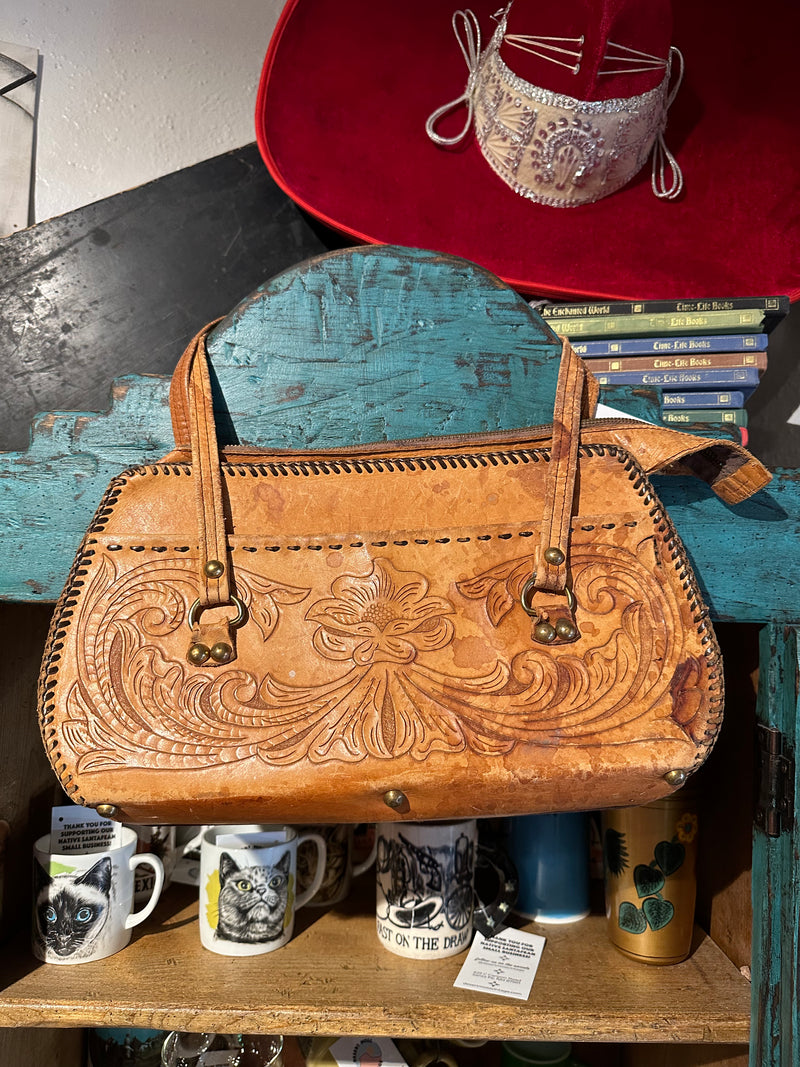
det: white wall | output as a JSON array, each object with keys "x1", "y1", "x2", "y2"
[{"x1": 1, "y1": 0, "x2": 286, "y2": 222}]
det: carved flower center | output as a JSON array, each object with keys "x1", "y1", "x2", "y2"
[{"x1": 362, "y1": 599, "x2": 400, "y2": 630}]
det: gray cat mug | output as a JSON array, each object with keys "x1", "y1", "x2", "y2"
[
  {"x1": 32, "y1": 826, "x2": 165, "y2": 965},
  {"x1": 198, "y1": 825, "x2": 327, "y2": 956}
]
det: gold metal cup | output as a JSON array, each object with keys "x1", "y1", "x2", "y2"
[{"x1": 602, "y1": 791, "x2": 699, "y2": 965}]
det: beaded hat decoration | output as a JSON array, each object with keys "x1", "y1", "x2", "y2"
[{"x1": 426, "y1": 1, "x2": 683, "y2": 207}]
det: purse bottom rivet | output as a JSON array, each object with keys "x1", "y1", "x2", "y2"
[
  {"x1": 664, "y1": 769, "x2": 687, "y2": 787},
  {"x1": 383, "y1": 789, "x2": 410, "y2": 813},
  {"x1": 95, "y1": 804, "x2": 118, "y2": 819}
]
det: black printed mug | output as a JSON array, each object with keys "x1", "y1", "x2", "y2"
[
  {"x1": 296, "y1": 823, "x2": 377, "y2": 907},
  {"x1": 375, "y1": 819, "x2": 514, "y2": 960}
]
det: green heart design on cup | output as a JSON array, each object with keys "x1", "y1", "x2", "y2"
[
  {"x1": 643, "y1": 895, "x2": 675, "y2": 930},
  {"x1": 618, "y1": 901, "x2": 648, "y2": 934},
  {"x1": 654, "y1": 839, "x2": 686, "y2": 877},
  {"x1": 633, "y1": 863, "x2": 665, "y2": 898}
]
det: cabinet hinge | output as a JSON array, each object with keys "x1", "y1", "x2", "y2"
[{"x1": 755, "y1": 723, "x2": 795, "y2": 837}]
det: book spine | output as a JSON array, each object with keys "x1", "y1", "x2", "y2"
[
  {"x1": 572, "y1": 333, "x2": 769, "y2": 356},
  {"x1": 583, "y1": 351, "x2": 766, "y2": 373},
  {"x1": 594, "y1": 367, "x2": 761, "y2": 390},
  {"x1": 661, "y1": 408, "x2": 749, "y2": 426},
  {"x1": 554, "y1": 309, "x2": 766, "y2": 337},
  {"x1": 661, "y1": 391, "x2": 746, "y2": 409},
  {"x1": 539, "y1": 295, "x2": 789, "y2": 319}
]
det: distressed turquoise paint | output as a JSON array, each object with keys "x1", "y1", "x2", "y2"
[
  {"x1": 208, "y1": 246, "x2": 563, "y2": 446},
  {"x1": 656, "y1": 471, "x2": 800, "y2": 623},
  {"x1": 751, "y1": 625, "x2": 800, "y2": 1067}
]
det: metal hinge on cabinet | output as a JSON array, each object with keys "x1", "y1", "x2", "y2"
[{"x1": 755, "y1": 723, "x2": 795, "y2": 837}]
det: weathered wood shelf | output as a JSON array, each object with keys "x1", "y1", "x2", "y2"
[{"x1": 0, "y1": 882, "x2": 751, "y2": 1042}]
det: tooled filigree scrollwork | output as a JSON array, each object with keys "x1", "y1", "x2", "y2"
[{"x1": 57, "y1": 539, "x2": 708, "y2": 774}]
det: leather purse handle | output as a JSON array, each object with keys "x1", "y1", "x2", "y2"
[
  {"x1": 172, "y1": 325, "x2": 588, "y2": 602},
  {"x1": 169, "y1": 321, "x2": 768, "y2": 504},
  {"x1": 169, "y1": 318, "x2": 223, "y2": 451},
  {"x1": 535, "y1": 336, "x2": 593, "y2": 594},
  {"x1": 168, "y1": 322, "x2": 770, "y2": 658},
  {"x1": 170, "y1": 321, "x2": 242, "y2": 666}
]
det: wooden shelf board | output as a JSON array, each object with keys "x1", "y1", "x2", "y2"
[{"x1": 0, "y1": 883, "x2": 750, "y2": 1042}]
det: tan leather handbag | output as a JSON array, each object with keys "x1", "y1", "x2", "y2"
[{"x1": 38, "y1": 325, "x2": 770, "y2": 824}]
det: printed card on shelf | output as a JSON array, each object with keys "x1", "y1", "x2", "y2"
[
  {"x1": 329, "y1": 1036, "x2": 409, "y2": 1066},
  {"x1": 50, "y1": 804, "x2": 124, "y2": 854},
  {"x1": 453, "y1": 928, "x2": 547, "y2": 1000}
]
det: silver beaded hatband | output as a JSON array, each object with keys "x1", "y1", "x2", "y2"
[{"x1": 426, "y1": 6, "x2": 684, "y2": 208}]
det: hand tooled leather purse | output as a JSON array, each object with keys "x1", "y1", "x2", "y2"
[{"x1": 38, "y1": 324, "x2": 770, "y2": 824}]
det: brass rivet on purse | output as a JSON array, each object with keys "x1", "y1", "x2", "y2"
[
  {"x1": 210, "y1": 642, "x2": 233, "y2": 664},
  {"x1": 95, "y1": 804, "x2": 118, "y2": 819},
  {"x1": 203, "y1": 559, "x2": 225, "y2": 578},
  {"x1": 188, "y1": 643, "x2": 211, "y2": 665},
  {"x1": 543, "y1": 546, "x2": 565, "y2": 565},
  {"x1": 664, "y1": 769, "x2": 688, "y2": 787},
  {"x1": 383, "y1": 789, "x2": 410, "y2": 812},
  {"x1": 534, "y1": 621, "x2": 557, "y2": 643}
]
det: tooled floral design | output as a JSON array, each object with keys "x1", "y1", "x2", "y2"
[
  {"x1": 54, "y1": 538, "x2": 710, "y2": 773},
  {"x1": 456, "y1": 538, "x2": 713, "y2": 746},
  {"x1": 235, "y1": 570, "x2": 310, "y2": 642},
  {"x1": 307, "y1": 558, "x2": 454, "y2": 665},
  {"x1": 667, "y1": 655, "x2": 710, "y2": 742}
]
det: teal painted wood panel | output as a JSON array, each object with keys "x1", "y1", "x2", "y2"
[
  {"x1": 207, "y1": 246, "x2": 563, "y2": 445},
  {"x1": 751, "y1": 625, "x2": 800, "y2": 1067},
  {"x1": 0, "y1": 244, "x2": 797, "y2": 620}
]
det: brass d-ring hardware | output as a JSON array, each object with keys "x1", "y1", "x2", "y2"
[
  {"x1": 187, "y1": 595, "x2": 246, "y2": 631},
  {"x1": 520, "y1": 575, "x2": 576, "y2": 618}
]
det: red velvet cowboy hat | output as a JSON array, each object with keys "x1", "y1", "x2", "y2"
[{"x1": 256, "y1": 0, "x2": 800, "y2": 302}]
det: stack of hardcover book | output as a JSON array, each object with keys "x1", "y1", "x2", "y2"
[{"x1": 539, "y1": 296, "x2": 790, "y2": 444}]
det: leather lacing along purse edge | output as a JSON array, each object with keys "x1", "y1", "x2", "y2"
[{"x1": 38, "y1": 325, "x2": 771, "y2": 824}]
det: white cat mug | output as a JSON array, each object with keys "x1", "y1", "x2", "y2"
[
  {"x1": 198, "y1": 825, "x2": 327, "y2": 956},
  {"x1": 32, "y1": 827, "x2": 165, "y2": 965}
]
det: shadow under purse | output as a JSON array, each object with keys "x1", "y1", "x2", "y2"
[{"x1": 37, "y1": 324, "x2": 770, "y2": 824}]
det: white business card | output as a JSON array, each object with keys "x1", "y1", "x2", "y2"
[
  {"x1": 453, "y1": 928, "x2": 546, "y2": 1000},
  {"x1": 50, "y1": 804, "x2": 124, "y2": 853}
]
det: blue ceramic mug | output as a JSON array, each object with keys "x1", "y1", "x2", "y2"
[{"x1": 506, "y1": 813, "x2": 590, "y2": 924}]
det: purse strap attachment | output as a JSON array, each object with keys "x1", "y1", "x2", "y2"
[
  {"x1": 521, "y1": 337, "x2": 592, "y2": 644},
  {"x1": 172, "y1": 321, "x2": 245, "y2": 668},
  {"x1": 537, "y1": 337, "x2": 589, "y2": 593}
]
